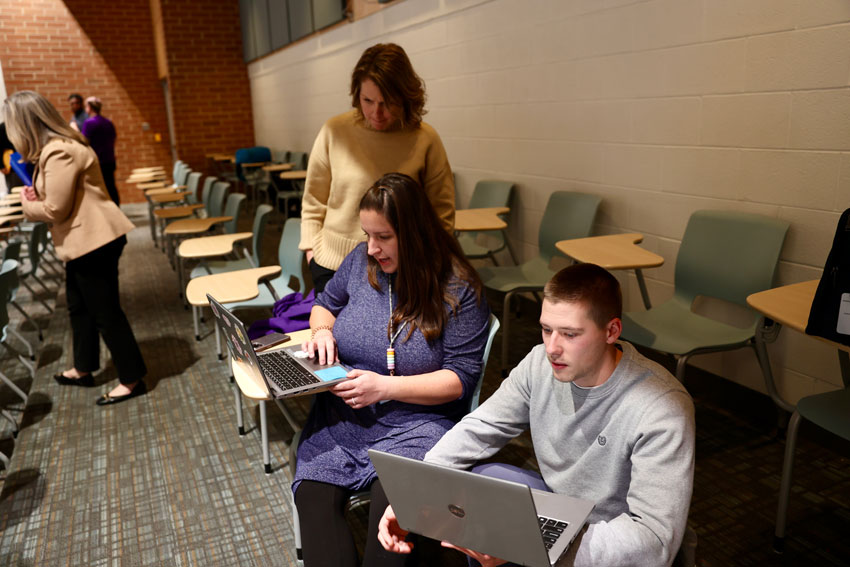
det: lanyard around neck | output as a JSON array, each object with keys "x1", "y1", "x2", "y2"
[{"x1": 387, "y1": 278, "x2": 406, "y2": 375}]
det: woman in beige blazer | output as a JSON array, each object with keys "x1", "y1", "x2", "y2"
[{"x1": 3, "y1": 91, "x2": 147, "y2": 405}]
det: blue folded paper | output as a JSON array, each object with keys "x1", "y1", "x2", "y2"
[{"x1": 9, "y1": 152, "x2": 33, "y2": 186}]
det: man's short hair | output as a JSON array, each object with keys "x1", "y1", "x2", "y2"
[
  {"x1": 68, "y1": 93, "x2": 83, "y2": 103},
  {"x1": 544, "y1": 263, "x2": 622, "y2": 328}
]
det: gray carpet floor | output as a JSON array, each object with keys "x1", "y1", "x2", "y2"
[{"x1": 0, "y1": 203, "x2": 848, "y2": 566}]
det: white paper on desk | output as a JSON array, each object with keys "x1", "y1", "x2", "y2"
[{"x1": 836, "y1": 293, "x2": 850, "y2": 335}]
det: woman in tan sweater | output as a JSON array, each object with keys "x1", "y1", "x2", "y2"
[
  {"x1": 300, "y1": 43, "x2": 455, "y2": 293},
  {"x1": 3, "y1": 91, "x2": 147, "y2": 405}
]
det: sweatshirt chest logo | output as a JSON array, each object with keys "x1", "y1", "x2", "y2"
[{"x1": 597, "y1": 435, "x2": 607, "y2": 446}]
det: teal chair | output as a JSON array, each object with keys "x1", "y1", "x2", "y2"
[
  {"x1": 189, "y1": 204, "x2": 273, "y2": 279},
  {"x1": 218, "y1": 218, "x2": 305, "y2": 474},
  {"x1": 478, "y1": 191, "x2": 601, "y2": 375},
  {"x1": 458, "y1": 180, "x2": 516, "y2": 265},
  {"x1": 621, "y1": 210, "x2": 790, "y2": 383},
  {"x1": 18, "y1": 223, "x2": 54, "y2": 315},
  {"x1": 774, "y1": 387, "x2": 850, "y2": 552},
  {"x1": 275, "y1": 151, "x2": 309, "y2": 220},
  {"x1": 1, "y1": 259, "x2": 32, "y2": 412},
  {"x1": 1, "y1": 240, "x2": 42, "y2": 344},
  {"x1": 289, "y1": 312, "x2": 501, "y2": 559}
]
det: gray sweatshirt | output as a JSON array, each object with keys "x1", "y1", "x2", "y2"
[{"x1": 425, "y1": 341, "x2": 695, "y2": 567}]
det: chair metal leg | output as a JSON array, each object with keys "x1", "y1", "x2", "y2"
[
  {"x1": 501, "y1": 291, "x2": 514, "y2": 377},
  {"x1": 273, "y1": 398, "x2": 303, "y2": 434},
  {"x1": 0, "y1": 450, "x2": 9, "y2": 469},
  {"x1": 21, "y1": 279, "x2": 53, "y2": 313},
  {"x1": 260, "y1": 400, "x2": 271, "y2": 474},
  {"x1": 1, "y1": 408, "x2": 18, "y2": 433},
  {"x1": 234, "y1": 381, "x2": 246, "y2": 435},
  {"x1": 0, "y1": 368, "x2": 28, "y2": 403},
  {"x1": 11, "y1": 301, "x2": 43, "y2": 341},
  {"x1": 774, "y1": 410, "x2": 803, "y2": 553},
  {"x1": 635, "y1": 268, "x2": 652, "y2": 309},
  {"x1": 215, "y1": 322, "x2": 223, "y2": 360},
  {"x1": 9, "y1": 327, "x2": 35, "y2": 360},
  {"x1": 193, "y1": 306, "x2": 201, "y2": 340},
  {"x1": 675, "y1": 355, "x2": 689, "y2": 383}
]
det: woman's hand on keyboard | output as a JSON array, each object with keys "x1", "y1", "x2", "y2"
[{"x1": 302, "y1": 329, "x2": 337, "y2": 365}]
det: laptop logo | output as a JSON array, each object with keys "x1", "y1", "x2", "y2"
[{"x1": 448, "y1": 504, "x2": 466, "y2": 519}]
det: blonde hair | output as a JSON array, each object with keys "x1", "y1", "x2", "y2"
[{"x1": 2, "y1": 90, "x2": 88, "y2": 162}]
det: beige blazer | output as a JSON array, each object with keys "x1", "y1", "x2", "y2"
[{"x1": 21, "y1": 138, "x2": 134, "y2": 262}]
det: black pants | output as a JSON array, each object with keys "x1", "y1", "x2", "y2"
[
  {"x1": 309, "y1": 258, "x2": 336, "y2": 294},
  {"x1": 295, "y1": 479, "x2": 411, "y2": 567},
  {"x1": 65, "y1": 235, "x2": 146, "y2": 384},
  {"x1": 100, "y1": 161, "x2": 119, "y2": 205}
]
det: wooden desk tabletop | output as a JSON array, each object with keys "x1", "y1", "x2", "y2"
[
  {"x1": 145, "y1": 187, "x2": 180, "y2": 197},
  {"x1": 164, "y1": 216, "x2": 231, "y2": 235},
  {"x1": 263, "y1": 163, "x2": 293, "y2": 172},
  {"x1": 747, "y1": 280, "x2": 850, "y2": 355},
  {"x1": 454, "y1": 207, "x2": 509, "y2": 232},
  {"x1": 280, "y1": 170, "x2": 307, "y2": 180},
  {"x1": 213, "y1": 154, "x2": 234, "y2": 162},
  {"x1": 178, "y1": 232, "x2": 252, "y2": 258},
  {"x1": 186, "y1": 265, "x2": 282, "y2": 306},
  {"x1": 137, "y1": 180, "x2": 169, "y2": 190},
  {"x1": 0, "y1": 214, "x2": 25, "y2": 226},
  {"x1": 555, "y1": 233, "x2": 664, "y2": 270},
  {"x1": 0, "y1": 206, "x2": 23, "y2": 217},
  {"x1": 0, "y1": 227, "x2": 13, "y2": 237},
  {"x1": 131, "y1": 166, "x2": 166, "y2": 173},
  {"x1": 153, "y1": 204, "x2": 204, "y2": 219},
  {"x1": 241, "y1": 161, "x2": 268, "y2": 168},
  {"x1": 233, "y1": 328, "x2": 313, "y2": 400},
  {"x1": 149, "y1": 192, "x2": 188, "y2": 204},
  {"x1": 9, "y1": 187, "x2": 22, "y2": 194},
  {"x1": 126, "y1": 173, "x2": 166, "y2": 183}
]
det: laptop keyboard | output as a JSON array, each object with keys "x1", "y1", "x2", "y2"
[
  {"x1": 538, "y1": 516, "x2": 569, "y2": 550},
  {"x1": 259, "y1": 351, "x2": 319, "y2": 391}
]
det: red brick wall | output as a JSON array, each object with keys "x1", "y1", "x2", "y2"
[
  {"x1": 0, "y1": 0, "x2": 172, "y2": 203},
  {"x1": 160, "y1": 0, "x2": 255, "y2": 175},
  {"x1": 0, "y1": 0, "x2": 254, "y2": 201}
]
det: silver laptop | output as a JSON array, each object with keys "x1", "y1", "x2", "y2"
[
  {"x1": 207, "y1": 294, "x2": 349, "y2": 398},
  {"x1": 369, "y1": 449, "x2": 594, "y2": 567}
]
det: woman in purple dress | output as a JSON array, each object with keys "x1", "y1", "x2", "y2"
[
  {"x1": 295, "y1": 173, "x2": 491, "y2": 566},
  {"x1": 81, "y1": 96, "x2": 119, "y2": 205}
]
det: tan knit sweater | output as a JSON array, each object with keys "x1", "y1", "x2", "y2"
[{"x1": 299, "y1": 109, "x2": 455, "y2": 271}]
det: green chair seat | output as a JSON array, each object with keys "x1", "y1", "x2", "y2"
[
  {"x1": 797, "y1": 388, "x2": 850, "y2": 440},
  {"x1": 622, "y1": 298, "x2": 756, "y2": 356},
  {"x1": 477, "y1": 256, "x2": 552, "y2": 294}
]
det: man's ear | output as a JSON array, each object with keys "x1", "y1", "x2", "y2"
[{"x1": 606, "y1": 317, "x2": 622, "y2": 344}]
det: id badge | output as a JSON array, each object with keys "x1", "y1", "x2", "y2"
[{"x1": 836, "y1": 293, "x2": 850, "y2": 335}]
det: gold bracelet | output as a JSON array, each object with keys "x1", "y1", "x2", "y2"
[{"x1": 311, "y1": 325, "x2": 333, "y2": 340}]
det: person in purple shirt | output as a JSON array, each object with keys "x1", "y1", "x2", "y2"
[
  {"x1": 81, "y1": 96, "x2": 119, "y2": 205},
  {"x1": 295, "y1": 172, "x2": 491, "y2": 567}
]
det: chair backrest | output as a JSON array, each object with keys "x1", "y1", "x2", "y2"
[
  {"x1": 208, "y1": 181, "x2": 230, "y2": 217},
  {"x1": 175, "y1": 162, "x2": 191, "y2": 186},
  {"x1": 185, "y1": 172, "x2": 202, "y2": 205},
  {"x1": 468, "y1": 180, "x2": 514, "y2": 210},
  {"x1": 25, "y1": 223, "x2": 50, "y2": 274},
  {"x1": 200, "y1": 176, "x2": 216, "y2": 210},
  {"x1": 539, "y1": 191, "x2": 601, "y2": 262},
  {"x1": 222, "y1": 193, "x2": 247, "y2": 234},
  {"x1": 2, "y1": 240, "x2": 22, "y2": 262},
  {"x1": 278, "y1": 218, "x2": 305, "y2": 293},
  {"x1": 273, "y1": 150, "x2": 289, "y2": 164},
  {"x1": 235, "y1": 146, "x2": 272, "y2": 181},
  {"x1": 0, "y1": 259, "x2": 17, "y2": 340},
  {"x1": 171, "y1": 160, "x2": 183, "y2": 183},
  {"x1": 250, "y1": 204, "x2": 273, "y2": 266},
  {"x1": 674, "y1": 210, "x2": 790, "y2": 308},
  {"x1": 470, "y1": 313, "x2": 500, "y2": 411},
  {"x1": 288, "y1": 151, "x2": 308, "y2": 171}
]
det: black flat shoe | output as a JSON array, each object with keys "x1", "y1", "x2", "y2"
[
  {"x1": 53, "y1": 373, "x2": 94, "y2": 387},
  {"x1": 96, "y1": 381, "x2": 147, "y2": 406}
]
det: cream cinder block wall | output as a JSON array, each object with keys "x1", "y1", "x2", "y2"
[{"x1": 248, "y1": 0, "x2": 850, "y2": 403}]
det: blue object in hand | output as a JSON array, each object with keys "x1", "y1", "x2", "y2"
[{"x1": 9, "y1": 152, "x2": 33, "y2": 186}]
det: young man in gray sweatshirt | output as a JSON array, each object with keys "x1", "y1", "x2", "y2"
[{"x1": 378, "y1": 263, "x2": 695, "y2": 566}]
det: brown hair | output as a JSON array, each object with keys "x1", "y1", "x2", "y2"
[
  {"x1": 544, "y1": 263, "x2": 622, "y2": 328},
  {"x1": 360, "y1": 173, "x2": 481, "y2": 342},
  {"x1": 350, "y1": 43, "x2": 426, "y2": 129},
  {"x1": 3, "y1": 90, "x2": 88, "y2": 162}
]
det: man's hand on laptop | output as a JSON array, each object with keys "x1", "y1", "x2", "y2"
[
  {"x1": 377, "y1": 505, "x2": 414, "y2": 554},
  {"x1": 440, "y1": 542, "x2": 507, "y2": 567},
  {"x1": 331, "y1": 369, "x2": 388, "y2": 409},
  {"x1": 302, "y1": 329, "x2": 337, "y2": 365}
]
